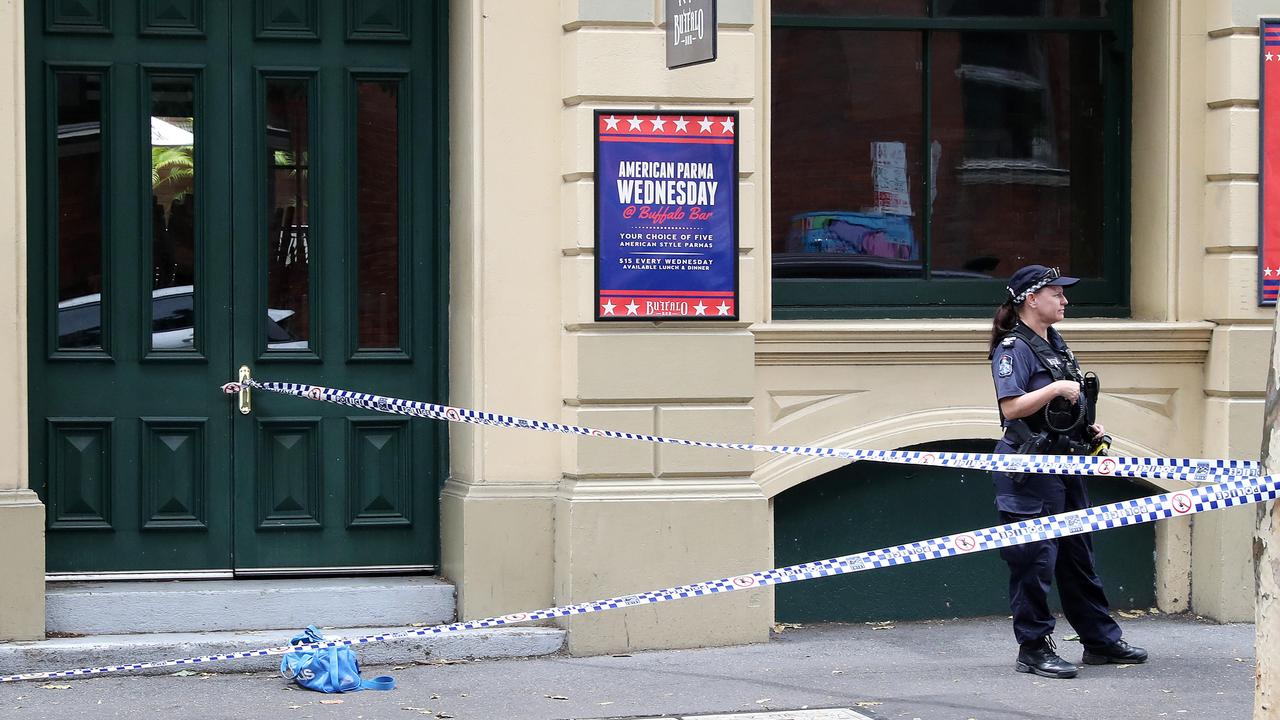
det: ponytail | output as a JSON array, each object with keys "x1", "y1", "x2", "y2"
[{"x1": 989, "y1": 300, "x2": 1018, "y2": 357}]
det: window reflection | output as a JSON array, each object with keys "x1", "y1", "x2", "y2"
[
  {"x1": 771, "y1": 29, "x2": 926, "y2": 279},
  {"x1": 150, "y1": 75, "x2": 197, "y2": 350},
  {"x1": 265, "y1": 78, "x2": 311, "y2": 350},
  {"x1": 355, "y1": 80, "x2": 400, "y2": 350},
  {"x1": 55, "y1": 72, "x2": 105, "y2": 349},
  {"x1": 930, "y1": 31, "x2": 1104, "y2": 277}
]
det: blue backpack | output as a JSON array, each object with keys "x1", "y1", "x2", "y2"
[{"x1": 280, "y1": 626, "x2": 395, "y2": 693}]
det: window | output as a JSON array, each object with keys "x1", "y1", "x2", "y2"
[{"x1": 770, "y1": 1, "x2": 1129, "y2": 318}]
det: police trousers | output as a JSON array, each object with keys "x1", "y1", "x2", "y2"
[{"x1": 992, "y1": 438, "x2": 1123, "y2": 648}]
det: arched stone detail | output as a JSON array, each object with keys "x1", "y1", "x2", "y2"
[{"x1": 755, "y1": 404, "x2": 1189, "y2": 500}]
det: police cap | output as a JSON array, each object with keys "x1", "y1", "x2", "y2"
[{"x1": 1006, "y1": 264, "x2": 1079, "y2": 304}]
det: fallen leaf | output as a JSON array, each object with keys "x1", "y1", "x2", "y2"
[
  {"x1": 545, "y1": 695, "x2": 569, "y2": 700},
  {"x1": 599, "y1": 701, "x2": 614, "y2": 706},
  {"x1": 38, "y1": 684, "x2": 71, "y2": 690},
  {"x1": 832, "y1": 670, "x2": 845, "y2": 675},
  {"x1": 756, "y1": 698, "x2": 771, "y2": 704},
  {"x1": 1117, "y1": 609, "x2": 1146, "y2": 619},
  {"x1": 437, "y1": 714, "x2": 455, "y2": 719},
  {"x1": 856, "y1": 701, "x2": 883, "y2": 708},
  {"x1": 199, "y1": 673, "x2": 215, "y2": 679},
  {"x1": 320, "y1": 699, "x2": 344, "y2": 705},
  {"x1": 287, "y1": 705, "x2": 303, "y2": 710},
  {"x1": 1160, "y1": 689, "x2": 1173, "y2": 693},
  {"x1": 1063, "y1": 634, "x2": 1081, "y2": 642},
  {"x1": 170, "y1": 670, "x2": 198, "y2": 677},
  {"x1": 430, "y1": 694, "x2": 441, "y2": 700}
]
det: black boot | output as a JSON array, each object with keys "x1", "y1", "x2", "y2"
[
  {"x1": 1015, "y1": 635, "x2": 1079, "y2": 679},
  {"x1": 1081, "y1": 638, "x2": 1148, "y2": 665}
]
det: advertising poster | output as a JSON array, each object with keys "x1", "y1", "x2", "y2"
[
  {"x1": 595, "y1": 110, "x2": 738, "y2": 321},
  {"x1": 1261, "y1": 18, "x2": 1280, "y2": 305}
]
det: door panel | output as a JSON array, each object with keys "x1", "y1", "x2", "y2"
[
  {"x1": 28, "y1": 0, "x2": 444, "y2": 575},
  {"x1": 30, "y1": 2, "x2": 234, "y2": 573},
  {"x1": 229, "y1": 1, "x2": 442, "y2": 572}
]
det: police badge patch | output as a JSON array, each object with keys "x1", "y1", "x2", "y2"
[{"x1": 998, "y1": 354, "x2": 1013, "y2": 377}]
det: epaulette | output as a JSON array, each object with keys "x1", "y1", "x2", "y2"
[{"x1": 1001, "y1": 336, "x2": 1015, "y2": 347}]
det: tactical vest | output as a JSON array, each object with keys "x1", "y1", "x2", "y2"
[{"x1": 998, "y1": 323, "x2": 1086, "y2": 440}]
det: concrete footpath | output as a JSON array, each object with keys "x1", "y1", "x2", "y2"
[{"x1": 0, "y1": 614, "x2": 1257, "y2": 720}]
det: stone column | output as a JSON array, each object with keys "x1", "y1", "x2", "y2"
[
  {"x1": 555, "y1": 0, "x2": 770, "y2": 655},
  {"x1": 1194, "y1": 0, "x2": 1272, "y2": 622},
  {"x1": 0, "y1": 0, "x2": 44, "y2": 641}
]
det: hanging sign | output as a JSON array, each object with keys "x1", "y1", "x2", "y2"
[
  {"x1": 666, "y1": 0, "x2": 716, "y2": 69},
  {"x1": 1259, "y1": 18, "x2": 1280, "y2": 305},
  {"x1": 594, "y1": 111, "x2": 739, "y2": 321}
]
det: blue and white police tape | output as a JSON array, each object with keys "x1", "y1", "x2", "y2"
[
  {"x1": 5, "y1": 465, "x2": 1277, "y2": 683},
  {"x1": 220, "y1": 378, "x2": 1259, "y2": 485}
]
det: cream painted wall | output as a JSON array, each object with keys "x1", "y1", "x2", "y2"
[
  {"x1": 445, "y1": 0, "x2": 772, "y2": 654},
  {"x1": 0, "y1": 0, "x2": 43, "y2": 641}
]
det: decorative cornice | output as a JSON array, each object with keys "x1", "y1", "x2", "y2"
[
  {"x1": 752, "y1": 320, "x2": 1215, "y2": 366},
  {"x1": 557, "y1": 477, "x2": 764, "y2": 502},
  {"x1": 441, "y1": 480, "x2": 559, "y2": 502}
]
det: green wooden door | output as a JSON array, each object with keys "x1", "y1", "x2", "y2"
[{"x1": 27, "y1": 0, "x2": 446, "y2": 575}]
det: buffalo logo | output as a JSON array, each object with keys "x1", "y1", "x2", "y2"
[
  {"x1": 953, "y1": 534, "x2": 978, "y2": 553},
  {"x1": 1171, "y1": 493, "x2": 1193, "y2": 515},
  {"x1": 731, "y1": 575, "x2": 758, "y2": 588},
  {"x1": 306, "y1": 387, "x2": 323, "y2": 401},
  {"x1": 1097, "y1": 458, "x2": 1116, "y2": 476}
]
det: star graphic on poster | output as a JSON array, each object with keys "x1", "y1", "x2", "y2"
[
  {"x1": 1269, "y1": 53, "x2": 1276, "y2": 62},
  {"x1": 698, "y1": 116, "x2": 715, "y2": 133},
  {"x1": 650, "y1": 116, "x2": 667, "y2": 132},
  {"x1": 625, "y1": 300, "x2": 640, "y2": 315},
  {"x1": 603, "y1": 115, "x2": 621, "y2": 131},
  {"x1": 673, "y1": 116, "x2": 690, "y2": 133},
  {"x1": 715, "y1": 302, "x2": 732, "y2": 316},
  {"x1": 627, "y1": 115, "x2": 644, "y2": 131},
  {"x1": 1268, "y1": 267, "x2": 1275, "y2": 277},
  {"x1": 693, "y1": 301, "x2": 708, "y2": 315},
  {"x1": 601, "y1": 300, "x2": 617, "y2": 315},
  {"x1": 720, "y1": 117, "x2": 735, "y2": 134}
]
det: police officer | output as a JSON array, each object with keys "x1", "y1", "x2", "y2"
[{"x1": 989, "y1": 264, "x2": 1147, "y2": 679}]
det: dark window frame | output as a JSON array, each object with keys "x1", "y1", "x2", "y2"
[{"x1": 770, "y1": 8, "x2": 1131, "y2": 319}]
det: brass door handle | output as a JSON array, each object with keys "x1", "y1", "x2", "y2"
[{"x1": 238, "y1": 365, "x2": 251, "y2": 415}]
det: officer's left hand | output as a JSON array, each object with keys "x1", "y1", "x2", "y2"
[{"x1": 1089, "y1": 423, "x2": 1106, "y2": 440}]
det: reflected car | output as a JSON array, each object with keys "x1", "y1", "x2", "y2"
[{"x1": 57, "y1": 285, "x2": 306, "y2": 350}]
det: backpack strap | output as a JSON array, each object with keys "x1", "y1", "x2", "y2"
[{"x1": 360, "y1": 675, "x2": 396, "y2": 691}]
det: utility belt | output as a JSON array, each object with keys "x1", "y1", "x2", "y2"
[
  {"x1": 1000, "y1": 372, "x2": 1113, "y2": 482},
  {"x1": 1001, "y1": 418, "x2": 1100, "y2": 458}
]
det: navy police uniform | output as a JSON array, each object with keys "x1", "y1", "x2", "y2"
[{"x1": 990, "y1": 325, "x2": 1122, "y2": 649}]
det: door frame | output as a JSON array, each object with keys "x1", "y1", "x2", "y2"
[{"x1": 25, "y1": 0, "x2": 452, "y2": 579}]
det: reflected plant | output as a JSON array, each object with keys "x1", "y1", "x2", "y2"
[{"x1": 152, "y1": 145, "x2": 194, "y2": 228}]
